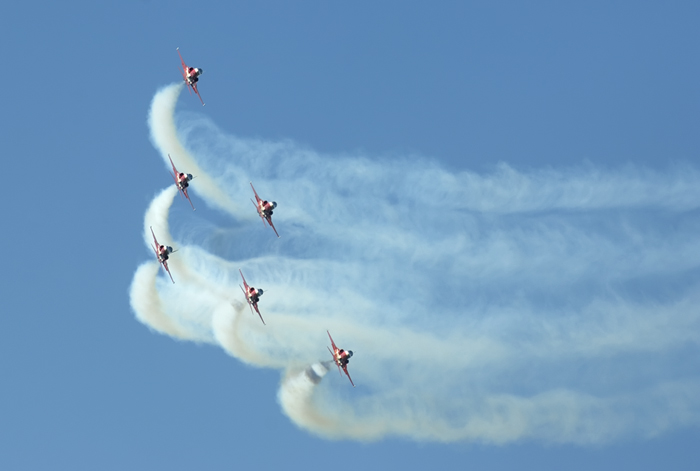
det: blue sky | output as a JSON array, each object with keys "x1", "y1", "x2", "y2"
[{"x1": 2, "y1": 1, "x2": 699, "y2": 470}]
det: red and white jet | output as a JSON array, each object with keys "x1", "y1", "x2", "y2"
[
  {"x1": 150, "y1": 226, "x2": 175, "y2": 284},
  {"x1": 177, "y1": 47, "x2": 205, "y2": 106},
  {"x1": 250, "y1": 182, "x2": 279, "y2": 238},
  {"x1": 168, "y1": 154, "x2": 195, "y2": 210},
  {"x1": 327, "y1": 330, "x2": 355, "y2": 387},
  {"x1": 239, "y1": 269, "x2": 266, "y2": 325}
]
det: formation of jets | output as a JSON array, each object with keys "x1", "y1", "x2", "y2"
[
  {"x1": 178, "y1": 48, "x2": 205, "y2": 106},
  {"x1": 151, "y1": 226, "x2": 175, "y2": 284},
  {"x1": 328, "y1": 330, "x2": 354, "y2": 387},
  {"x1": 169, "y1": 154, "x2": 195, "y2": 210},
  {"x1": 145, "y1": 48, "x2": 356, "y2": 387},
  {"x1": 250, "y1": 182, "x2": 279, "y2": 238},
  {"x1": 239, "y1": 269, "x2": 266, "y2": 325}
]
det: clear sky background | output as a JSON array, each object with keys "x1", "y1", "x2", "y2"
[{"x1": 1, "y1": 1, "x2": 699, "y2": 470}]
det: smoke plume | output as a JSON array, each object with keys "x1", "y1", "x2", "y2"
[{"x1": 130, "y1": 83, "x2": 700, "y2": 443}]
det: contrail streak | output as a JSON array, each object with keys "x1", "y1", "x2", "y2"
[
  {"x1": 130, "y1": 83, "x2": 700, "y2": 443},
  {"x1": 148, "y1": 83, "x2": 239, "y2": 214}
]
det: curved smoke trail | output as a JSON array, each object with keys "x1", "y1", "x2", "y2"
[
  {"x1": 129, "y1": 83, "x2": 700, "y2": 443},
  {"x1": 148, "y1": 82, "x2": 239, "y2": 215}
]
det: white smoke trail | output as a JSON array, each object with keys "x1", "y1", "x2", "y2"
[
  {"x1": 278, "y1": 362, "x2": 338, "y2": 437},
  {"x1": 130, "y1": 186, "x2": 217, "y2": 342},
  {"x1": 148, "y1": 83, "x2": 239, "y2": 214},
  {"x1": 130, "y1": 261, "x2": 191, "y2": 339},
  {"x1": 130, "y1": 84, "x2": 700, "y2": 443}
]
